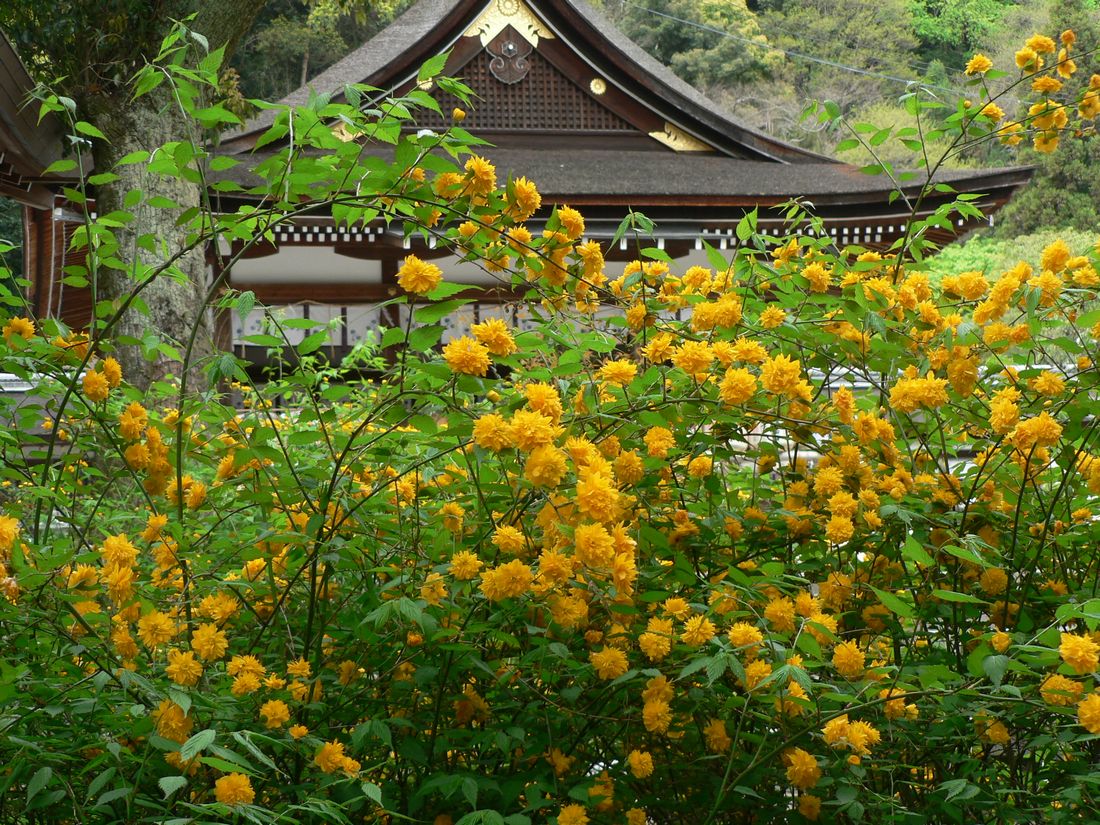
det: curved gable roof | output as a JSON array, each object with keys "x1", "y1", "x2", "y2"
[
  {"x1": 224, "y1": 0, "x2": 832, "y2": 163},
  {"x1": 0, "y1": 32, "x2": 67, "y2": 207}
]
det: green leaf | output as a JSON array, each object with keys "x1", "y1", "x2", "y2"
[
  {"x1": 902, "y1": 535, "x2": 934, "y2": 567},
  {"x1": 158, "y1": 776, "x2": 187, "y2": 799},
  {"x1": 236, "y1": 290, "x2": 255, "y2": 324},
  {"x1": 455, "y1": 811, "x2": 505, "y2": 825},
  {"x1": 179, "y1": 729, "x2": 216, "y2": 762},
  {"x1": 418, "y1": 51, "x2": 450, "y2": 83},
  {"x1": 941, "y1": 544, "x2": 989, "y2": 567},
  {"x1": 231, "y1": 732, "x2": 282, "y2": 773},
  {"x1": 26, "y1": 767, "x2": 52, "y2": 803},
  {"x1": 298, "y1": 330, "x2": 330, "y2": 355},
  {"x1": 705, "y1": 655, "x2": 728, "y2": 684},
  {"x1": 982, "y1": 654, "x2": 1010, "y2": 688},
  {"x1": 409, "y1": 325, "x2": 444, "y2": 351},
  {"x1": 362, "y1": 782, "x2": 383, "y2": 804},
  {"x1": 679, "y1": 656, "x2": 712, "y2": 679},
  {"x1": 868, "y1": 585, "x2": 915, "y2": 619},
  {"x1": 735, "y1": 209, "x2": 757, "y2": 241},
  {"x1": 209, "y1": 155, "x2": 238, "y2": 171},
  {"x1": 75, "y1": 121, "x2": 108, "y2": 141},
  {"x1": 43, "y1": 159, "x2": 77, "y2": 174},
  {"x1": 94, "y1": 786, "x2": 132, "y2": 807},
  {"x1": 427, "y1": 282, "x2": 476, "y2": 300},
  {"x1": 641, "y1": 246, "x2": 672, "y2": 263},
  {"x1": 242, "y1": 333, "x2": 284, "y2": 348},
  {"x1": 199, "y1": 756, "x2": 254, "y2": 774},
  {"x1": 115, "y1": 150, "x2": 150, "y2": 166},
  {"x1": 702, "y1": 240, "x2": 729, "y2": 273},
  {"x1": 932, "y1": 589, "x2": 985, "y2": 604},
  {"x1": 415, "y1": 299, "x2": 473, "y2": 324}
]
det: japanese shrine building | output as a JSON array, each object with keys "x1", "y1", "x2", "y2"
[{"x1": 7, "y1": 0, "x2": 1033, "y2": 363}]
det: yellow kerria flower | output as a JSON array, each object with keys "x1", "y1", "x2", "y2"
[
  {"x1": 443, "y1": 336, "x2": 490, "y2": 376},
  {"x1": 598, "y1": 359, "x2": 637, "y2": 386},
  {"x1": 314, "y1": 740, "x2": 347, "y2": 773},
  {"x1": 589, "y1": 647, "x2": 629, "y2": 680},
  {"x1": 214, "y1": 773, "x2": 254, "y2": 805},
  {"x1": 965, "y1": 53, "x2": 992, "y2": 75},
  {"x1": 82, "y1": 370, "x2": 110, "y2": 402},
  {"x1": 1059, "y1": 632, "x2": 1099, "y2": 674},
  {"x1": 627, "y1": 749, "x2": 653, "y2": 778},
  {"x1": 1078, "y1": 693, "x2": 1100, "y2": 733},
  {"x1": 396, "y1": 254, "x2": 442, "y2": 295},
  {"x1": 2, "y1": 316, "x2": 35, "y2": 343},
  {"x1": 785, "y1": 747, "x2": 821, "y2": 789},
  {"x1": 681, "y1": 614, "x2": 716, "y2": 647},
  {"x1": 832, "y1": 641, "x2": 866, "y2": 680},
  {"x1": 478, "y1": 559, "x2": 532, "y2": 601},
  {"x1": 471, "y1": 318, "x2": 516, "y2": 357},
  {"x1": 190, "y1": 622, "x2": 228, "y2": 661},
  {"x1": 137, "y1": 610, "x2": 175, "y2": 648},
  {"x1": 557, "y1": 804, "x2": 588, "y2": 825},
  {"x1": 165, "y1": 649, "x2": 203, "y2": 687},
  {"x1": 260, "y1": 698, "x2": 291, "y2": 729}
]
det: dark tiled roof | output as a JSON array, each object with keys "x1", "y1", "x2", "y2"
[
  {"x1": 228, "y1": 0, "x2": 832, "y2": 162},
  {"x1": 477, "y1": 148, "x2": 1028, "y2": 201},
  {"x1": 554, "y1": 0, "x2": 833, "y2": 163},
  {"x1": 215, "y1": 144, "x2": 1030, "y2": 206}
]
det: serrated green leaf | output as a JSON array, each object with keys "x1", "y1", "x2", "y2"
[
  {"x1": 426, "y1": 282, "x2": 475, "y2": 300},
  {"x1": 158, "y1": 776, "x2": 187, "y2": 799},
  {"x1": 409, "y1": 325, "x2": 444, "y2": 351},
  {"x1": 75, "y1": 121, "x2": 107, "y2": 141},
  {"x1": 298, "y1": 330, "x2": 330, "y2": 355},
  {"x1": 26, "y1": 767, "x2": 52, "y2": 803},
  {"x1": 868, "y1": 585, "x2": 915, "y2": 619},
  {"x1": 902, "y1": 535, "x2": 934, "y2": 567},
  {"x1": 179, "y1": 729, "x2": 216, "y2": 762},
  {"x1": 415, "y1": 299, "x2": 473, "y2": 324}
]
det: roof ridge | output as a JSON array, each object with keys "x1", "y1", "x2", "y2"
[
  {"x1": 225, "y1": 0, "x2": 835, "y2": 162},
  {"x1": 557, "y1": 0, "x2": 834, "y2": 163}
]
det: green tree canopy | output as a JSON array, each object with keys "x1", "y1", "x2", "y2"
[
  {"x1": 608, "y1": 0, "x2": 780, "y2": 90},
  {"x1": 232, "y1": 0, "x2": 414, "y2": 102},
  {"x1": 908, "y1": 0, "x2": 1008, "y2": 69}
]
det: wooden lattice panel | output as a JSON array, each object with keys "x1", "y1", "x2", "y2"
[{"x1": 413, "y1": 47, "x2": 636, "y2": 133}]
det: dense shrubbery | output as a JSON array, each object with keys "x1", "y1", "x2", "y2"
[
  {"x1": 924, "y1": 227, "x2": 1098, "y2": 281},
  {"x1": 2, "y1": 23, "x2": 1100, "y2": 825}
]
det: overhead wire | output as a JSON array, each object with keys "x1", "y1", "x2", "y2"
[
  {"x1": 616, "y1": 0, "x2": 971, "y2": 96},
  {"x1": 742, "y1": 12, "x2": 974, "y2": 78}
]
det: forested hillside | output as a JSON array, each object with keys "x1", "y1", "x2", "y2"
[{"x1": 602, "y1": 0, "x2": 1100, "y2": 238}]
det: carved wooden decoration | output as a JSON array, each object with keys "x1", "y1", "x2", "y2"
[
  {"x1": 487, "y1": 26, "x2": 533, "y2": 84},
  {"x1": 405, "y1": 48, "x2": 636, "y2": 133},
  {"x1": 464, "y1": 0, "x2": 554, "y2": 47},
  {"x1": 649, "y1": 122, "x2": 714, "y2": 152}
]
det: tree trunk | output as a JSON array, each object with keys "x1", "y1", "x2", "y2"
[
  {"x1": 90, "y1": 93, "x2": 215, "y2": 391},
  {"x1": 81, "y1": 0, "x2": 268, "y2": 391}
]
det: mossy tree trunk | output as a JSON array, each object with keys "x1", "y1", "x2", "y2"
[
  {"x1": 79, "y1": 1, "x2": 267, "y2": 390},
  {"x1": 90, "y1": 95, "x2": 215, "y2": 390}
]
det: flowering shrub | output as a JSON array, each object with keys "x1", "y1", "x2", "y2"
[{"x1": 2, "y1": 23, "x2": 1100, "y2": 825}]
